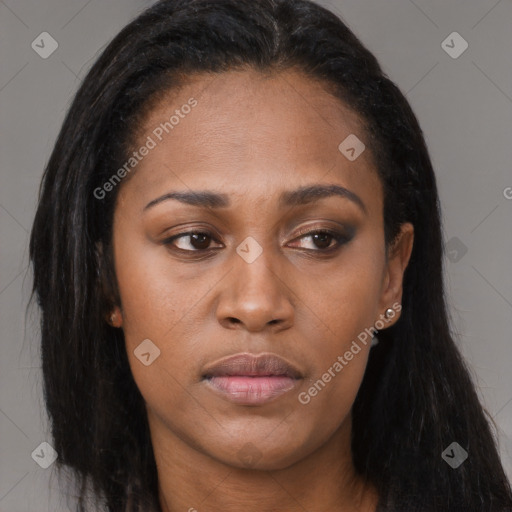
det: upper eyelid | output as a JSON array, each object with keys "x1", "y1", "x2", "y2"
[{"x1": 169, "y1": 226, "x2": 346, "y2": 240}]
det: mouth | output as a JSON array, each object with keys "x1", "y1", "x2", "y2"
[{"x1": 202, "y1": 353, "x2": 303, "y2": 405}]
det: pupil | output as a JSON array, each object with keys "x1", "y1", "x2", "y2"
[
  {"x1": 192, "y1": 233, "x2": 210, "y2": 249},
  {"x1": 314, "y1": 232, "x2": 331, "y2": 249}
]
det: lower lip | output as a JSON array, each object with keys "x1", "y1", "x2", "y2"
[{"x1": 204, "y1": 375, "x2": 298, "y2": 405}]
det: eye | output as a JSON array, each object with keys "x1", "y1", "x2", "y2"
[
  {"x1": 289, "y1": 228, "x2": 351, "y2": 251},
  {"x1": 162, "y1": 226, "x2": 352, "y2": 254},
  {"x1": 163, "y1": 230, "x2": 223, "y2": 252}
]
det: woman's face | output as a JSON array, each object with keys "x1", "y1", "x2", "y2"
[{"x1": 110, "y1": 68, "x2": 413, "y2": 470}]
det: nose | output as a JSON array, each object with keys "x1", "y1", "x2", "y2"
[{"x1": 215, "y1": 246, "x2": 294, "y2": 333}]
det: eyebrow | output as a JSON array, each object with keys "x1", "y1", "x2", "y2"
[{"x1": 143, "y1": 184, "x2": 367, "y2": 214}]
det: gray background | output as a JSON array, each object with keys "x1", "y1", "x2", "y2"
[{"x1": 1, "y1": 0, "x2": 511, "y2": 510}]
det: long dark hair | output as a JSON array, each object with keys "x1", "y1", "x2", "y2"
[{"x1": 28, "y1": 0, "x2": 512, "y2": 510}]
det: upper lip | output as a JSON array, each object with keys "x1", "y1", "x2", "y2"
[{"x1": 202, "y1": 353, "x2": 303, "y2": 379}]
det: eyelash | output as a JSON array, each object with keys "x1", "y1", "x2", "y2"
[{"x1": 162, "y1": 226, "x2": 351, "y2": 255}]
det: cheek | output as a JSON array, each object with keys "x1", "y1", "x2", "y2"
[
  {"x1": 112, "y1": 230, "x2": 211, "y2": 406},
  {"x1": 305, "y1": 241, "x2": 385, "y2": 348},
  {"x1": 113, "y1": 227, "x2": 209, "y2": 342},
  {"x1": 294, "y1": 288, "x2": 377, "y2": 449},
  {"x1": 293, "y1": 241, "x2": 384, "y2": 418}
]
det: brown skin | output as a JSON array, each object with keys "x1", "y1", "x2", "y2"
[{"x1": 108, "y1": 68, "x2": 414, "y2": 511}]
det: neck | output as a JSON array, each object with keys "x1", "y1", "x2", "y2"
[{"x1": 148, "y1": 410, "x2": 379, "y2": 512}]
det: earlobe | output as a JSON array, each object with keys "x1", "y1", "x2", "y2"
[
  {"x1": 384, "y1": 308, "x2": 395, "y2": 320},
  {"x1": 107, "y1": 308, "x2": 123, "y2": 328}
]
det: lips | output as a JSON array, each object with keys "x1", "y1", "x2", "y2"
[
  {"x1": 203, "y1": 353, "x2": 302, "y2": 379},
  {"x1": 202, "y1": 353, "x2": 303, "y2": 405}
]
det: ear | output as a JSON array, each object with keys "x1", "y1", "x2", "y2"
[
  {"x1": 377, "y1": 222, "x2": 414, "y2": 327},
  {"x1": 95, "y1": 241, "x2": 123, "y2": 328}
]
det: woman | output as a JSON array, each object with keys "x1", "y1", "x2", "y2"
[{"x1": 29, "y1": 0, "x2": 512, "y2": 510}]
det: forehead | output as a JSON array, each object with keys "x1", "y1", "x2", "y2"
[{"x1": 117, "y1": 68, "x2": 381, "y2": 212}]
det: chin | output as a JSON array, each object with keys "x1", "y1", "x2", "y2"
[{"x1": 212, "y1": 432, "x2": 314, "y2": 472}]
